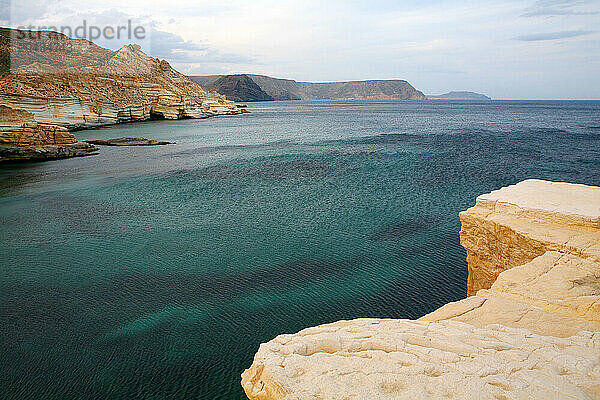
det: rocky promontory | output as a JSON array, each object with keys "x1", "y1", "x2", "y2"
[
  {"x1": 241, "y1": 180, "x2": 600, "y2": 399},
  {"x1": 1, "y1": 28, "x2": 245, "y2": 130}
]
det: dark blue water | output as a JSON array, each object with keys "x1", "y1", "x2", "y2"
[{"x1": 1, "y1": 100, "x2": 599, "y2": 399}]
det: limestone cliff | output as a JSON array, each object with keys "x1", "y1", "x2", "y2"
[
  {"x1": 241, "y1": 180, "x2": 600, "y2": 400},
  {"x1": 458, "y1": 179, "x2": 600, "y2": 296},
  {"x1": 0, "y1": 28, "x2": 245, "y2": 130}
]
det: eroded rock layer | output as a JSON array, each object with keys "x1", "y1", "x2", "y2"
[
  {"x1": 241, "y1": 180, "x2": 600, "y2": 400},
  {"x1": 0, "y1": 28, "x2": 245, "y2": 130},
  {"x1": 242, "y1": 319, "x2": 600, "y2": 400},
  {"x1": 459, "y1": 179, "x2": 600, "y2": 296},
  {"x1": 0, "y1": 105, "x2": 97, "y2": 161}
]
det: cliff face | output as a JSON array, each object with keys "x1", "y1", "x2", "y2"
[
  {"x1": 241, "y1": 180, "x2": 600, "y2": 400},
  {"x1": 0, "y1": 28, "x2": 244, "y2": 131},
  {"x1": 459, "y1": 179, "x2": 600, "y2": 296},
  {"x1": 202, "y1": 75, "x2": 274, "y2": 102},
  {"x1": 190, "y1": 74, "x2": 426, "y2": 101}
]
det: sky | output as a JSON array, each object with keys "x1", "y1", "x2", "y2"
[{"x1": 2, "y1": 0, "x2": 600, "y2": 99}]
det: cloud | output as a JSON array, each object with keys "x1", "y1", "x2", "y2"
[
  {"x1": 513, "y1": 30, "x2": 595, "y2": 41},
  {"x1": 0, "y1": 0, "x2": 8, "y2": 25},
  {"x1": 149, "y1": 28, "x2": 253, "y2": 64},
  {"x1": 522, "y1": 0, "x2": 600, "y2": 17}
]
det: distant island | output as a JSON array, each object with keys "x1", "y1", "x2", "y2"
[
  {"x1": 190, "y1": 74, "x2": 426, "y2": 102},
  {"x1": 427, "y1": 91, "x2": 491, "y2": 100}
]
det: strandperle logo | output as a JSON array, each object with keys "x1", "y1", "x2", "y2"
[{"x1": 14, "y1": 20, "x2": 147, "y2": 41}]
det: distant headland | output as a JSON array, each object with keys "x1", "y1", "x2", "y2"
[
  {"x1": 190, "y1": 74, "x2": 427, "y2": 102},
  {"x1": 427, "y1": 91, "x2": 492, "y2": 100}
]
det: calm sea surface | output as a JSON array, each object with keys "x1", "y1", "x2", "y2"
[{"x1": 1, "y1": 100, "x2": 600, "y2": 399}]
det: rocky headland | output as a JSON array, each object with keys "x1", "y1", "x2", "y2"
[
  {"x1": 241, "y1": 179, "x2": 600, "y2": 399},
  {"x1": 0, "y1": 28, "x2": 246, "y2": 161},
  {"x1": 191, "y1": 74, "x2": 426, "y2": 101},
  {"x1": 202, "y1": 75, "x2": 275, "y2": 102}
]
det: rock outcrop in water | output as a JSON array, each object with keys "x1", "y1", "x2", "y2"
[
  {"x1": 85, "y1": 137, "x2": 173, "y2": 146},
  {"x1": 241, "y1": 179, "x2": 600, "y2": 400},
  {"x1": 427, "y1": 91, "x2": 491, "y2": 100}
]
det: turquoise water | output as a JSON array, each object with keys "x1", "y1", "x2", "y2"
[{"x1": 1, "y1": 100, "x2": 600, "y2": 399}]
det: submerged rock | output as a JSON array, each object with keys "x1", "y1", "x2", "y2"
[
  {"x1": 85, "y1": 137, "x2": 174, "y2": 146},
  {"x1": 241, "y1": 180, "x2": 600, "y2": 400}
]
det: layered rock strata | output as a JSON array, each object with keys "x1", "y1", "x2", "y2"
[
  {"x1": 0, "y1": 105, "x2": 97, "y2": 162},
  {"x1": 241, "y1": 180, "x2": 600, "y2": 400},
  {"x1": 0, "y1": 28, "x2": 245, "y2": 130},
  {"x1": 459, "y1": 179, "x2": 600, "y2": 296}
]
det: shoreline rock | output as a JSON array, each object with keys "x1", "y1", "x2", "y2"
[
  {"x1": 0, "y1": 104, "x2": 98, "y2": 162},
  {"x1": 241, "y1": 180, "x2": 600, "y2": 400},
  {"x1": 0, "y1": 142, "x2": 98, "y2": 162},
  {"x1": 85, "y1": 137, "x2": 174, "y2": 146}
]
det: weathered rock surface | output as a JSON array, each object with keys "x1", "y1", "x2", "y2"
[
  {"x1": 0, "y1": 141, "x2": 98, "y2": 162},
  {"x1": 0, "y1": 105, "x2": 97, "y2": 162},
  {"x1": 85, "y1": 137, "x2": 173, "y2": 146},
  {"x1": 459, "y1": 179, "x2": 600, "y2": 296},
  {"x1": 0, "y1": 28, "x2": 245, "y2": 130},
  {"x1": 422, "y1": 251, "x2": 600, "y2": 337},
  {"x1": 242, "y1": 319, "x2": 600, "y2": 400},
  {"x1": 241, "y1": 180, "x2": 600, "y2": 400}
]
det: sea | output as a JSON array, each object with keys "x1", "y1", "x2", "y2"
[{"x1": 1, "y1": 100, "x2": 599, "y2": 399}]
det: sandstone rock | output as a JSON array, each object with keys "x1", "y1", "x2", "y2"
[
  {"x1": 0, "y1": 105, "x2": 98, "y2": 161},
  {"x1": 242, "y1": 319, "x2": 600, "y2": 400},
  {"x1": 85, "y1": 137, "x2": 173, "y2": 146},
  {"x1": 459, "y1": 179, "x2": 600, "y2": 295},
  {"x1": 421, "y1": 251, "x2": 600, "y2": 337},
  {"x1": 241, "y1": 180, "x2": 600, "y2": 399}
]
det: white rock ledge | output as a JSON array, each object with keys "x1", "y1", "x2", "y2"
[{"x1": 241, "y1": 180, "x2": 600, "y2": 400}]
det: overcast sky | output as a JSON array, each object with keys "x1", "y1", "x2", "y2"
[{"x1": 3, "y1": 0, "x2": 600, "y2": 99}]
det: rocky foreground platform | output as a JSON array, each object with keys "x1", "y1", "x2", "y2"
[{"x1": 241, "y1": 180, "x2": 600, "y2": 399}]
